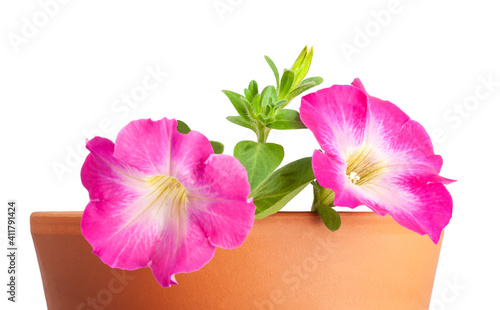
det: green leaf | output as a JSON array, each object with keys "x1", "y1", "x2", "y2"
[
  {"x1": 260, "y1": 86, "x2": 278, "y2": 110},
  {"x1": 176, "y1": 120, "x2": 191, "y2": 134},
  {"x1": 234, "y1": 141, "x2": 284, "y2": 190},
  {"x1": 222, "y1": 90, "x2": 250, "y2": 120},
  {"x1": 300, "y1": 76, "x2": 323, "y2": 87},
  {"x1": 264, "y1": 105, "x2": 272, "y2": 118},
  {"x1": 286, "y1": 76, "x2": 323, "y2": 100},
  {"x1": 257, "y1": 114, "x2": 266, "y2": 123},
  {"x1": 267, "y1": 109, "x2": 306, "y2": 130},
  {"x1": 226, "y1": 116, "x2": 255, "y2": 131},
  {"x1": 317, "y1": 206, "x2": 341, "y2": 232},
  {"x1": 249, "y1": 80, "x2": 258, "y2": 98},
  {"x1": 244, "y1": 88, "x2": 253, "y2": 103},
  {"x1": 210, "y1": 141, "x2": 224, "y2": 154},
  {"x1": 252, "y1": 157, "x2": 315, "y2": 219},
  {"x1": 279, "y1": 69, "x2": 295, "y2": 99},
  {"x1": 252, "y1": 94, "x2": 261, "y2": 114},
  {"x1": 274, "y1": 99, "x2": 288, "y2": 109},
  {"x1": 264, "y1": 56, "x2": 280, "y2": 89}
]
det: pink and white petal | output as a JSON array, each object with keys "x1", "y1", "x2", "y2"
[
  {"x1": 82, "y1": 199, "x2": 170, "y2": 269},
  {"x1": 343, "y1": 174, "x2": 452, "y2": 243},
  {"x1": 81, "y1": 137, "x2": 146, "y2": 201},
  {"x1": 365, "y1": 96, "x2": 411, "y2": 147},
  {"x1": 432, "y1": 175, "x2": 456, "y2": 185},
  {"x1": 350, "y1": 80, "x2": 450, "y2": 177},
  {"x1": 113, "y1": 118, "x2": 176, "y2": 175},
  {"x1": 336, "y1": 186, "x2": 377, "y2": 213},
  {"x1": 351, "y1": 78, "x2": 367, "y2": 92},
  {"x1": 185, "y1": 154, "x2": 255, "y2": 249},
  {"x1": 351, "y1": 79, "x2": 413, "y2": 151},
  {"x1": 169, "y1": 129, "x2": 215, "y2": 186},
  {"x1": 300, "y1": 85, "x2": 368, "y2": 155},
  {"x1": 386, "y1": 160, "x2": 456, "y2": 185},
  {"x1": 334, "y1": 182, "x2": 390, "y2": 216},
  {"x1": 352, "y1": 79, "x2": 406, "y2": 141},
  {"x1": 388, "y1": 181, "x2": 452, "y2": 244},
  {"x1": 388, "y1": 120, "x2": 446, "y2": 173},
  {"x1": 312, "y1": 149, "x2": 348, "y2": 202},
  {"x1": 113, "y1": 118, "x2": 213, "y2": 177},
  {"x1": 81, "y1": 137, "x2": 168, "y2": 269},
  {"x1": 149, "y1": 218, "x2": 216, "y2": 287},
  {"x1": 370, "y1": 177, "x2": 451, "y2": 244}
]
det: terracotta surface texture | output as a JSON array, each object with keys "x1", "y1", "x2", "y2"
[{"x1": 31, "y1": 211, "x2": 443, "y2": 310}]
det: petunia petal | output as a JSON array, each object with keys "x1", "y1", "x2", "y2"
[
  {"x1": 341, "y1": 173, "x2": 453, "y2": 243},
  {"x1": 388, "y1": 119, "x2": 447, "y2": 174},
  {"x1": 312, "y1": 149, "x2": 349, "y2": 204},
  {"x1": 352, "y1": 79, "x2": 450, "y2": 176},
  {"x1": 81, "y1": 137, "x2": 163, "y2": 268},
  {"x1": 113, "y1": 118, "x2": 214, "y2": 178},
  {"x1": 365, "y1": 94, "x2": 411, "y2": 148},
  {"x1": 388, "y1": 181, "x2": 452, "y2": 244},
  {"x1": 83, "y1": 200, "x2": 170, "y2": 269},
  {"x1": 186, "y1": 154, "x2": 255, "y2": 249},
  {"x1": 300, "y1": 85, "x2": 368, "y2": 156},
  {"x1": 148, "y1": 215, "x2": 216, "y2": 287},
  {"x1": 81, "y1": 137, "x2": 146, "y2": 201},
  {"x1": 350, "y1": 78, "x2": 366, "y2": 92},
  {"x1": 352, "y1": 78, "x2": 410, "y2": 144}
]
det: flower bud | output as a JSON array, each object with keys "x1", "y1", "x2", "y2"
[{"x1": 290, "y1": 46, "x2": 314, "y2": 89}]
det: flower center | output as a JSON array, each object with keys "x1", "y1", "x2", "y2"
[
  {"x1": 143, "y1": 175, "x2": 187, "y2": 221},
  {"x1": 345, "y1": 145, "x2": 386, "y2": 186},
  {"x1": 348, "y1": 172, "x2": 360, "y2": 184}
]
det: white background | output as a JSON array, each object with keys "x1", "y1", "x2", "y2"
[{"x1": 1, "y1": 0, "x2": 499, "y2": 309}]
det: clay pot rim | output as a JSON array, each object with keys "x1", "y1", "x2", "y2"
[{"x1": 30, "y1": 211, "x2": 380, "y2": 235}]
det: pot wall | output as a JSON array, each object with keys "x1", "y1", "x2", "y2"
[{"x1": 31, "y1": 211, "x2": 442, "y2": 310}]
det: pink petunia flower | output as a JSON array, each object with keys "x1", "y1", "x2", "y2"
[
  {"x1": 81, "y1": 118, "x2": 255, "y2": 287},
  {"x1": 300, "y1": 79, "x2": 454, "y2": 243}
]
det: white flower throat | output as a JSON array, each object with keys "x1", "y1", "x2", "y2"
[
  {"x1": 345, "y1": 145, "x2": 386, "y2": 186},
  {"x1": 143, "y1": 175, "x2": 187, "y2": 221}
]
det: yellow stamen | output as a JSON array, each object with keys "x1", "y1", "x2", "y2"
[
  {"x1": 345, "y1": 144, "x2": 386, "y2": 186},
  {"x1": 348, "y1": 172, "x2": 360, "y2": 184},
  {"x1": 143, "y1": 175, "x2": 187, "y2": 222}
]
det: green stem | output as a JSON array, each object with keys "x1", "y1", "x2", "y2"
[
  {"x1": 311, "y1": 180, "x2": 336, "y2": 211},
  {"x1": 256, "y1": 123, "x2": 271, "y2": 143}
]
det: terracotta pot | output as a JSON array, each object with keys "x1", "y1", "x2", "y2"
[{"x1": 31, "y1": 211, "x2": 442, "y2": 310}]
